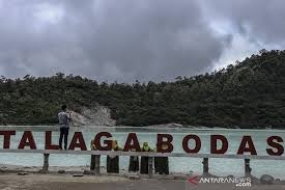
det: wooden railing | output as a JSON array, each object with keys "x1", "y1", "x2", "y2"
[{"x1": 1, "y1": 149, "x2": 284, "y2": 177}]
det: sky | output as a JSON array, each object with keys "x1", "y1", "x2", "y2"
[{"x1": 0, "y1": 0, "x2": 284, "y2": 83}]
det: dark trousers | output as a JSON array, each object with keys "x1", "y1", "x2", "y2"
[
  {"x1": 90, "y1": 155, "x2": 95, "y2": 170},
  {"x1": 155, "y1": 157, "x2": 169, "y2": 175},
  {"x1": 129, "y1": 156, "x2": 139, "y2": 172},
  {"x1": 107, "y1": 156, "x2": 119, "y2": 173},
  {"x1": 90, "y1": 155, "x2": 100, "y2": 171},
  {"x1": 59, "y1": 127, "x2": 69, "y2": 149}
]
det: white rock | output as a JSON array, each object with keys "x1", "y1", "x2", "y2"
[{"x1": 69, "y1": 106, "x2": 116, "y2": 127}]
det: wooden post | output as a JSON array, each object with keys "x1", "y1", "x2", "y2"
[
  {"x1": 202, "y1": 158, "x2": 209, "y2": 174},
  {"x1": 94, "y1": 155, "x2": 100, "y2": 175},
  {"x1": 90, "y1": 155, "x2": 95, "y2": 170},
  {"x1": 244, "y1": 159, "x2": 251, "y2": 176},
  {"x1": 148, "y1": 157, "x2": 153, "y2": 178},
  {"x1": 43, "y1": 153, "x2": 49, "y2": 172}
]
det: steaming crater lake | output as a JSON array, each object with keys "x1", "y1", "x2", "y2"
[{"x1": 0, "y1": 126, "x2": 285, "y2": 179}]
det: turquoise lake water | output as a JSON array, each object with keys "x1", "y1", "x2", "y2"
[{"x1": 0, "y1": 126, "x2": 284, "y2": 179}]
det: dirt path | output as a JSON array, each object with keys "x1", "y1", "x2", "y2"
[{"x1": 1, "y1": 174, "x2": 285, "y2": 190}]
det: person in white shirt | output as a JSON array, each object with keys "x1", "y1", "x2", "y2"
[{"x1": 58, "y1": 105, "x2": 71, "y2": 150}]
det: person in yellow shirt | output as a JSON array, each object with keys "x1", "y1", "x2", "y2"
[
  {"x1": 107, "y1": 140, "x2": 121, "y2": 173},
  {"x1": 154, "y1": 144, "x2": 169, "y2": 175},
  {"x1": 90, "y1": 139, "x2": 96, "y2": 170}
]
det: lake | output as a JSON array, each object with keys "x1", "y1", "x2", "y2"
[{"x1": 0, "y1": 126, "x2": 284, "y2": 179}]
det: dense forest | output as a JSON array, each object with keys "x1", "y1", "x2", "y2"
[{"x1": 0, "y1": 49, "x2": 284, "y2": 128}]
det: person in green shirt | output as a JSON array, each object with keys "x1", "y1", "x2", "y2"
[{"x1": 140, "y1": 142, "x2": 152, "y2": 174}]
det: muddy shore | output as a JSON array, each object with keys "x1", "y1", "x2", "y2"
[{"x1": 1, "y1": 172, "x2": 285, "y2": 190}]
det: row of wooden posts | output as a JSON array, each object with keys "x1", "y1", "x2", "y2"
[{"x1": 42, "y1": 154, "x2": 252, "y2": 177}]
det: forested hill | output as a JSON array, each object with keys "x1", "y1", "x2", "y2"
[{"x1": 0, "y1": 49, "x2": 285, "y2": 128}]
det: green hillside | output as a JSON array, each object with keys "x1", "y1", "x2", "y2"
[{"x1": 0, "y1": 49, "x2": 284, "y2": 128}]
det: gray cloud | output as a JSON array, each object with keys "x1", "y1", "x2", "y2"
[
  {"x1": 3, "y1": 0, "x2": 284, "y2": 83},
  {"x1": 202, "y1": 0, "x2": 285, "y2": 46},
  {"x1": 0, "y1": 0, "x2": 228, "y2": 83}
]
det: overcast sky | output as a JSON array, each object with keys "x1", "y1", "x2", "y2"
[{"x1": 0, "y1": 0, "x2": 284, "y2": 83}]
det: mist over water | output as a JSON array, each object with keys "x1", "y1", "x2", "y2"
[{"x1": 0, "y1": 126, "x2": 284, "y2": 179}]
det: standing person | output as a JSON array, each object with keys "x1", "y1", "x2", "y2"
[
  {"x1": 128, "y1": 148, "x2": 139, "y2": 172},
  {"x1": 154, "y1": 144, "x2": 169, "y2": 175},
  {"x1": 58, "y1": 105, "x2": 71, "y2": 150},
  {"x1": 140, "y1": 142, "x2": 152, "y2": 174},
  {"x1": 90, "y1": 139, "x2": 101, "y2": 173},
  {"x1": 107, "y1": 140, "x2": 121, "y2": 173},
  {"x1": 154, "y1": 144, "x2": 160, "y2": 174},
  {"x1": 90, "y1": 139, "x2": 96, "y2": 170}
]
